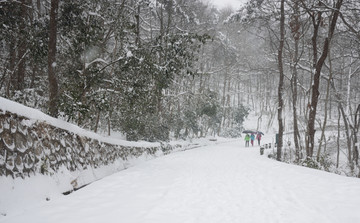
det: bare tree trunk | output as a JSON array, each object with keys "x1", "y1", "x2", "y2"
[
  {"x1": 306, "y1": 0, "x2": 343, "y2": 158},
  {"x1": 290, "y1": 0, "x2": 301, "y2": 161},
  {"x1": 329, "y1": 95, "x2": 332, "y2": 120},
  {"x1": 221, "y1": 70, "x2": 228, "y2": 131},
  {"x1": 135, "y1": 4, "x2": 141, "y2": 46},
  {"x1": 304, "y1": 4, "x2": 322, "y2": 156},
  {"x1": 48, "y1": 0, "x2": 59, "y2": 117},
  {"x1": 6, "y1": 38, "x2": 17, "y2": 97},
  {"x1": 277, "y1": 0, "x2": 285, "y2": 161},
  {"x1": 331, "y1": 74, "x2": 354, "y2": 170},
  {"x1": 108, "y1": 111, "x2": 112, "y2": 136},
  {"x1": 337, "y1": 102, "x2": 354, "y2": 170},
  {"x1": 351, "y1": 104, "x2": 360, "y2": 166},
  {"x1": 17, "y1": 0, "x2": 29, "y2": 91},
  {"x1": 94, "y1": 110, "x2": 100, "y2": 133},
  {"x1": 317, "y1": 42, "x2": 334, "y2": 161},
  {"x1": 337, "y1": 107, "x2": 340, "y2": 168}
]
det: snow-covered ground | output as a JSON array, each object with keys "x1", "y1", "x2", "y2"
[
  {"x1": 2, "y1": 136, "x2": 360, "y2": 223},
  {"x1": 0, "y1": 96, "x2": 233, "y2": 217}
]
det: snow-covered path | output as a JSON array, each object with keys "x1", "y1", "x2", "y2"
[{"x1": 2, "y1": 140, "x2": 360, "y2": 223}]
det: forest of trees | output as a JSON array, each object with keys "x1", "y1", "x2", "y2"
[
  {"x1": 229, "y1": 0, "x2": 360, "y2": 175},
  {"x1": 1, "y1": 0, "x2": 360, "y2": 176}
]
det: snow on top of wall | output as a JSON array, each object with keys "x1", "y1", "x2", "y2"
[{"x1": 0, "y1": 97, "x2": 158, "y2": 147}]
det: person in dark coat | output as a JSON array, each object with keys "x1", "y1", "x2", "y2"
[{"x1": 256, "y1": 132, "x2": 262, "y2": 145}]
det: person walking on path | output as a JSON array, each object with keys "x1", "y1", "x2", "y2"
[
  {"x1": 244, "y1": 134, "x2": 250, "y2": 147},
  {"x1": 256, "y1": 132, "x2": 262, "y2": 145},
  {"x1": 250, "y1": 133, "x2": 255, "y2": 146}
]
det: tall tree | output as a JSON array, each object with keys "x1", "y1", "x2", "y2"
[
  {"x1": 289, "y1": 0, "x2": 302, "y2": 161},
  {"x1": 304, "y1": 0, "x2": 343, "y2": 158},
  {"x1": 48, "y1": 0, "x2": 59, "y2": 117},
  {"x1": 277, "y1": 0, "x2": 285, "y2": 161}
]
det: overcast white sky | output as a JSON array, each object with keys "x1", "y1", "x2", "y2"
[{"x1": 205, "y1": 0, "x2": 247, "y2": 10}]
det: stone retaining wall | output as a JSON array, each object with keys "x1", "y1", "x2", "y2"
[{"x1": 0, "y1": 110, "x2": 179, "y2": 179}]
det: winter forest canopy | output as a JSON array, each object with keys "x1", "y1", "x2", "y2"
[{"x1": 1, "y1": 0, "x2": 360, "y2": 176}]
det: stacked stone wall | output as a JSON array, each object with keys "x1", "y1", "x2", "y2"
[{"x1": 0, "y1": 110, "x2": 179, "y2": 179}]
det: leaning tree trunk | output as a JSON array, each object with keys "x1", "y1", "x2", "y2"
[
  {"x1": 317, "y1": 43, "x2": 334, "y2": 161},
  {"x1": 331, "y1": 75, "x2": 354, "y2": 171},
  {"x1": 339, "y1": 103, "x2": 354, "y2": 170}
]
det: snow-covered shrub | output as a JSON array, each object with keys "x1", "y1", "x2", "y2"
[
  {"x1": 301, "y1": 158, "x2": 320, "y2": 170},
  {"x1": 220, "y1": 125, "x2": 243, "y2": 138},
  {"x1": 318, "y1": 153, "x2": 334, "y2": 172}
]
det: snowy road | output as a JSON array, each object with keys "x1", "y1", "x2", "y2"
[{"x1": 2, "y1": 140, "x2": 360, "y2": 223}]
